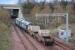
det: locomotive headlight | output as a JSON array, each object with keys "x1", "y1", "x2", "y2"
[{"x1": 28, "y1": 25, "x2": 31, "y2": 31}]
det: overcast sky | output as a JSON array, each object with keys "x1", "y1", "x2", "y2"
[{"x1": 0, "y1": 0, "x2": 72, "y2": 4}]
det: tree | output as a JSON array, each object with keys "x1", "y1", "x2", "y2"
[
  {"x1": 0, "y1": 8, "x2": 10, "y2": 25},
  {"x1": 22, "y1": 2, "x2": 34, "y2": 9},
  {"x1": 60, "y1": 0, "x2": 68, "y2": 11},
  {"x1": 38, "y1": 0, "x2": 46, "y2": 10},
  {"x1": 49, "y1": 3, "x2": 55, "y2": 13},
  {"x1": 22, "y1": 2, "x2": 34, "y2": 14},
  {"x1": 72, "y1": 0, "x2": 75, "y2": 10},
  {"x1": 27, "y1": 0, "x2": 29, "y2": 3}
]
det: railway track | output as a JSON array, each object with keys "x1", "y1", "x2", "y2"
[
  {"x1": 11, "y1": 19, "x2": 75, "y2": 50},
  {"x1": 13, "y1": 25, "x2": 70, "y2": 50},
  {"x1": 12, "y1": 25, "x2": 51, "y2": 50},
  {"x1": 19, "y1": 26, "x2": 66, "y2": 50},
  {"x1": 15, "y1": 25, "x2": 52, "y2": 50},
  {"x1": 11, "y1": 26, "x2": 27, "y2": 50},
  {"x1": 13, "y1": 25, "x2": 37, "y2": 50},
  {"x1": 11, "y1": 19, "x2": 39, "y2": 50},
  {"x1": 12, "y1": 25, "x2": 75, "y2": 50},
  {"x1": 20, "y1": 28, "x2": 75, "y2": 50},
  {"x1": 12, "y1": 24, "x2": 51, "y2": 50},
  {"x1": 54, "y1": 37, "x2": 75, "y2": 50},
  {"x1": 21, "y1": 29, "x2": 51, "y2": 50}
]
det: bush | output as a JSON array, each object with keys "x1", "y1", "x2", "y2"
[
  {"x1": 22, "y1": 3, "x2": 34, "y2": 14},
  {"x1": 0, "y1": 8, "x2": 11, "y2": 50},
  {"x1": 0, "y1": 8, "x2": 10, "y2": 26},
  {"x1": 22, "y1": 3, "x2": 34, "y2": 9},
  {"x1": 60, "y1": 1, "x2": 68, "y2": 10},
  {"x1": 72, "y1": 2, "x2": 75, "y2": 10},
  {"x1": 69, "y1": 16, "x2": 75, "y2": 23}
]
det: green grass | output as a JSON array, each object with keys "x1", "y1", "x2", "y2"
[{"x1": 0, "y1": 21, "x2": 11, "y2": 50}]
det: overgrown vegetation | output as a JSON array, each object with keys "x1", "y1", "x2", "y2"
[
  {"x1": 72, "y1": 0, "x2": 75, "y2": 10},
  {"x1": 21, "y1": 1, "x2": 75, "y2": 46},
  {"x1": 0, "y1": 22, "x2": 11, "y2": 50},
  {"x1": 22, "y1": 3, "x2": 34, "y2": 9},
  {"x1": 69, "y1": 16, "x2": 75, "y2": 23},
  {"x1": 49, "y1": 3, "x2": 55, "y2": 13},
  {"x1": 0, "y1": 7, "x2": 11, "y2": 50},
  {"x1": 22, "y1": 1, "x2": 75, "y2": 29},
  {"x1": 39, "y1": 1, "x2": 45, "y2": 10},
  {"x1": 22, "y1": 2, "x2": 34, "y2": 14},
  {"x1": 0, "y1": 7, "x2": 10, "y2": 26}
]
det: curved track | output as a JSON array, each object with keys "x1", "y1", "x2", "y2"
[
  {"x1": 11, "y1": 19, "x2": 37, "y2": 50},
  {"x1": 13, "y1": 25, "x2": 37, "y2": 50},
  {"x1": 18, "y1": 26, "x2": 66, "y2": 50},
  {"x1": 12, "y1": 25, "x2": 66, "y2": 50},
  {"x1": 11, "y1": 26, "x2": 26, "y2": 50},
  {"x1": 11, "y1": 19, "x2": 75, "y2": 50},
  {"x1": 15, "y1": 25, "x2": 52, "y2": 50}
]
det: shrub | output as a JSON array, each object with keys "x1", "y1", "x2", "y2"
[{"x1": 0, "y1": 8, "x2": 10, "y2": 26}]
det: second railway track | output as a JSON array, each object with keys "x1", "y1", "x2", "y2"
[
  {"x1": 13, "y1": 25, "x2": 37, "y2": 50},
  {"x1": 20, "y1": 28, "x2": 51, "y2": 50},
  {"x1": 14, "y1": 25, "x2": 52, "y2": 50},
  {"x1": 18, "y1": 25, "x2": 66, "y2": 50},
  {"x1": 11, "y1": 19, "x2": 75, "y2": 50},
  {"x1": 12, "y1": 25, "x2": 68, "y2": 50},
  {"x1": 11, "y1": 19, "x2": 54, "y2": 50}
]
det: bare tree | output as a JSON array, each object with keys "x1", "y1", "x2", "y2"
[
  {"x1": 38, "y1": 0, "x2": 46, "y2": 10},
  {"x1": 71, "y1": 0, "x2": 75, "y2": 10},
  {"x1": 60, "y1": 0, "x2": 68, "y2": 11},
  {"x1": 54, "y1": 0, "x2": 58, "y2": 4},
  {"x1": 27, "y1": 0, "x2": 29, "y2": 3},
  {"x1": 49, "y1": 3, "x2": 55, "y2": 13}
]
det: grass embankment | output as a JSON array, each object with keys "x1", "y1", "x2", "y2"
[
  {"x1": 0, "y1": 21, "x2": 11, "y2": 50},
  {"x1": 0, "y1": 8, "x2": 11, "y2": 50}
]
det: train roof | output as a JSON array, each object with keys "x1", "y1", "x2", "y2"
[
  {"x1": 16, "y1": 18, "x2": 25, "y2": 21},
  {"x1": 22, "y1": 20, "x2": 31, "y2": 25},
  {"x1": 16, "y1": 18, "x2": 31, "y2": 25}
]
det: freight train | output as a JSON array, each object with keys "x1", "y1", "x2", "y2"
[{"x1": 15, "y1": 18, "x2": 54, "y2": 46}]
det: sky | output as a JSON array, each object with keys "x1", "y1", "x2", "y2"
[
  {"x1": 0, "y1": 0, "x2": 18, "y2": 4},
  {"x1": 0, "y1": 0, "x2": 72, "y2": 4}
]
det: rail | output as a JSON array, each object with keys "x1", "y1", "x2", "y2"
[
  {"x1": 53, "y1": 36, "x2": 75, "y2": 50},
  {"x1": 25, "y1": 28, "x2": 75, "y2": 50},
  {"x1": 13, "y1": 25, "x2": 28, "y2": 50}
]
